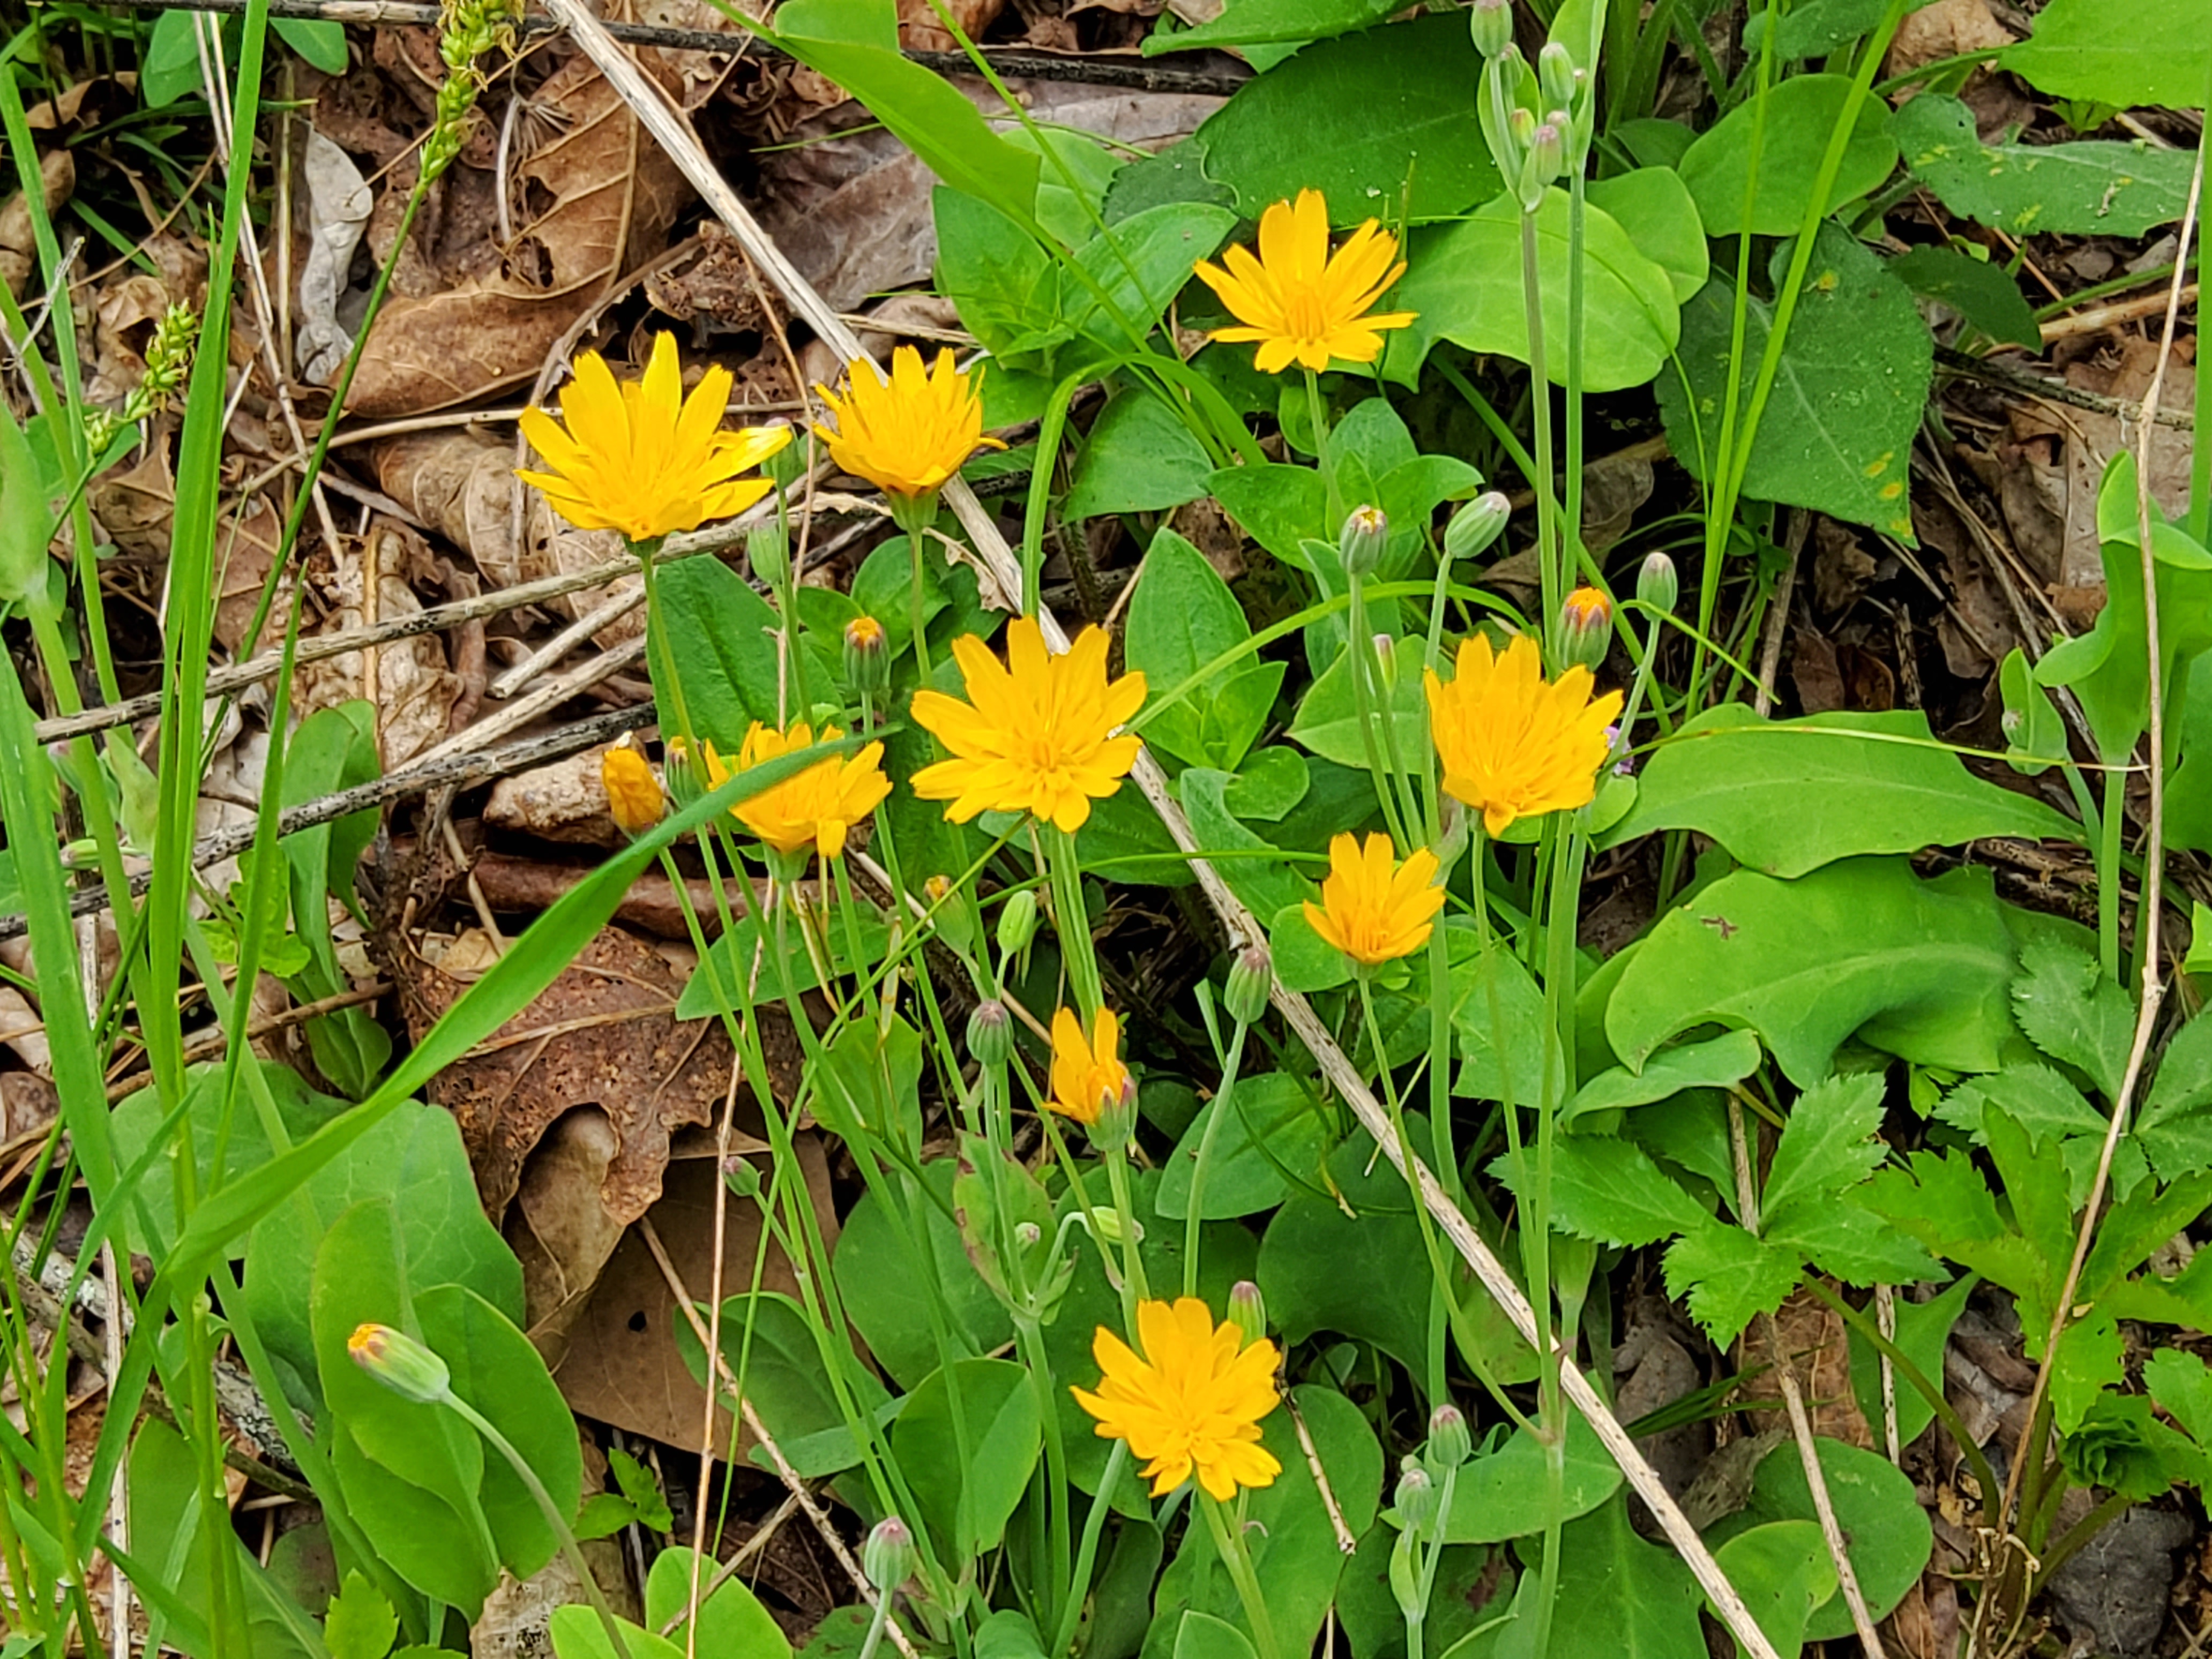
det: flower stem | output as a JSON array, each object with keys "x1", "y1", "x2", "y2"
[
  {"x1": 1201, "y1": 1493, "x2": 1282, "y2": 1659},
  {"x1": 1517, "y1": 211, "x2": 1561, "y2": 652},
  {"x1": 1102, "y1": 1142, "x2": 1150, "y2": 1323},
  {"x1": 907, "y1": 522, "x2": 935, "y2": 684},
  {"x1": 1051, "y1": 1440, "x2": 1131, "y2": 1659},
  {"x1": 1184, "y1": 1020, "x2": 1250, "y2": 1297}
]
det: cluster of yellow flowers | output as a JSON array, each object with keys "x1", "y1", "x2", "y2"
[{"x1": 518, "y1": 189, "x2": 1618, "y2": 1503}]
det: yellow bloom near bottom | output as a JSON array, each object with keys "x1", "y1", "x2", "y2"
[{"x1": 1071, "y1": 1297, "x2": 1282, "y2": 1501}]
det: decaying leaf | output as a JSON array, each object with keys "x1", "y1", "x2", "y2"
[{"x1": 293, "y1": 522, "x2": 463, "y2": 766}]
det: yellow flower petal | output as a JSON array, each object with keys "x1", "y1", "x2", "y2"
[
  {"x1": 814, "y1": 345, "x2": 1003, "y2": 500},
  {"x1": 708, "y1": 720, "x2": 890, "y2": 862},
  {"x1": 1070, "y1": 1297, "x2": 1281, "y2": 1502},
  {"x1": 1305, "y1": 832, "x2": 1443, "y2": 966},
  {"x1": 1424, "y1": 633, "x2": 1624, "y2": 838},
  {"x1": 1197, "y1": 188, "x2": 1417, "y2": 375}
]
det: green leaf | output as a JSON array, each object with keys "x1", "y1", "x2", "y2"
[
  {"x1": 1129, "y1": 526, "x2": 1283, "y2": 772},
  {"x1": 1172, "y1": 16, "x2": 1500, "y2": 224},
  {"x1": 2058, "y1": 1393, "x2": 2198, "y2": 1500},
  {"x1": 935, "y1": 187, "x2": 1061, "y2": 367},
  {"x1": 1663, "y1": 1221, "x2": 1804, "y2": 1347},
  {"x1": 1895, "y1": 94, "x2": 2203, "y2": 239},
  {"x1": 1065, "y1": 203, "x2": 1238, "y2": 355},
  {"x1": 1998, "y1": 0, "x2": 2210, "y2": 111},
  {"x1": 1584, "y1": 167, "x2": 1707, "y2": 304},
  {"x1": 1178, "y1": 768, "x2": 1309, "y2": 922},
  {"x1": 1065, "y1": 393, "x2": 1214, "y2": 521},
  {"x1": 646, "y1": 1546, "x2": 795, "y2": 1659},
  {"x1": 2144, "y1": 1350, "x2": 2212, "y2": 1488},
  {"x1": 1562, "y1": 1030, "x2": 1764, "y2": 1126},
  {"x1": 0, "y1": 398, "x2": 53, "y2": 606},
  {"x1": 273, "y1": 16, "x2": 348, "y2": 71},
  {"x1": 2140, "y1": 1007, "x2": 2212, "y2": 1179},
  {"x1": 549, "y1": 1607, "x2": 688, "y2": 1659},
  {"x1": 609, "y1": 1446, "x2": 673, "y2": 1534},
  {"x1": 679, "y1": 1290, "x2": 896, "y2": 1478},
  {"x1": 771, "y1": 0, "x2": 1040, "y2": 223},
  {"x1": 143, "y1": 8, "x2": 212, "y2": 106},
  {"x1": 1286, "y1": 636, "x2": 1429, "y2": 769},
  {"x1": 1677, "y1": 74, "x2": 1898, "y2": 237},
  {"x1": 1605, "y1": 858, "x2": 2022, "y2": 1087},
  {"x1": 1439, "y1": 1413, "x2": 1624, "y2": 1545},
  {"x1": 1711, "y1": 1521, "x2": 1834, "y2": 1659},
  {"x1": 835, "y1": 1161, "x2": 1009, "y2": 1391},
  {"x1": 1768, "y1": 1202, "x2": 1940, "y2": 1288},
  {"x1": 1383, "y1": 189, "x2": 1680, "y2": 394},
  {"x1": 1174, "y1": 1613, "x2": 1258, "y2": 1659},
  {"x1": 1155, "y1": 1073, "x2": 1335, "y2": 1220},
  {"x1": 1705, "y1": 1438, "x2": 1931, "y2": 1641},
  {"x1": 326, "y1": 1572, "x2": 398, "y2": 1659},
  {"x1": 1760, "y1": 1073, "x2": 1888, "y2": 1225},
  {"x1": 1847, "y1": 1274, "x2": 1975, "y2": 1450},
  {"x1": 1603, "y1": 704, "x2": 2080, "y2": 876},
  {"x1": 1463, "y1": 1495, "x2": 1703, "y2": 1659},
  {"x1": 1889, "y1": 244, "x2": 2041, "y2": 350},
  {"x1": 652, "y1": 555, "x2": 786, "y2": 738},
  {"x1": 1489, "y1": 1137, "x2": 1709, "y2": 1249},
  {"x1": 2011, "y1": 939, "x2": 2133, "y2": 1097},
  {"x1": 1659, "y1": 225, "x2": 1929, "y2": 541},
  {"x1": 1146, "y1": 0, "x2": 1391, "y2": 51}
]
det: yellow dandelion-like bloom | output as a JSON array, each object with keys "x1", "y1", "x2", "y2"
[
  {"x1": 703, "y1": 721, "x2": 891, "y2": 861},
  {"x1": 909, "y1": 617, "x2": 1146, "y2": 834},
  {"x1": 1049, "y1": 1006, "x2": 1131, "y2": 1125},
  {"x1": 1071, "y1": 1297, "x2": 1283, "y2": 1503},
  {"x1": 600, "y1": 743, "x2": 665, "y2": 838},
  {"x1": 518, "y1": 332, "x2": 791, "y2": 542},
  {"x1": 1192, "y1": 188, "x2": 1418, "y2": 375},
  {"x1": 812, "y1": 346, "x2": 1005, "y2": 503},
  {"x1": 1303, "y1": 832, "x2": 1444, "y2": 967},
  {"x1": 1424, "y1": 633, "x2": 1624, "y2": 838}
]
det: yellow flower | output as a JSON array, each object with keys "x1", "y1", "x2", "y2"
[
  {"x1": 1049, "y1": 1006, "x2": 1131, "y2": 1125},
  {"x1": 1424, "y1": 633, "x2": 1624, "y2": 838},
  {"x1": 519, "y1": 332, "x2": 791, "y2": 542},
  {"x1": 1193, "y1": 189, "x2": 1418, "y2": 375},
  {"x1": 1303, "y1": 833, "x2": 1444, "y2": 966},
  {"x1": 600, "y1": 743, "x2": 665, "y2": 837},
  {"x1": 704, "y1": 720, "x2": 891, "y2": 861},
  {"x1": 812, "y1": 346, "x2": 1005, "y2": 502},
  {"x1": 910, "y1": 617, "x2": 1146, "y2": 834},
  {"x1": 1071, "y1": 1297, "x2": 1283, "y2": 1503}
]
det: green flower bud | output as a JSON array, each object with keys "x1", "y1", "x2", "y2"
[
  {"x1": 762, "y1": 425, "x2": 808, "y2": 492},
  {"x1": 1537, "y1": 41, "x2": 1576, "y2": 112},
  {"x1": 1226, "y1": 1280, "x2": 1267, "y2": 1345},
  {"x1": 996, "y1": 887, "x2": 1039, "y2": 956},
  {"x1": 1469, "y1": 0, "x2": 1513, "y2": 58},
  {"x1": 1557, "y1": 586, "x2": 1611, "y2": 672},
  {"x1": 722, "y1": 1155, "x2": 760, "y2": 1198},
  {"x1": 1085, "y1": 1075, "x2": 1140, "y2": 1153},
  {"x1": 1444, "y1": 491, "x2": 1511, "y2": 564},
  {"x1": 1223, "y1": 942, "x2": 1272, "y2": 1027},
  {"x1": 347, "y1": 1322, "x2": 452, "y2": 1405},
  {"x1": 1637, "y1": 550, "x2": 1678, "y2": 617},
  {"x1": 1371, "y1": 632, "x2": 1399, "y2": 691},
  {"x1": 1519, "y1": 120, "x2": 1565, "y2": 204},
  {"x1": 1394, "y1": 1458, "x2": 1439, "y2": 1530},
  {"x1": 863, "y1": 1516, "x2": 918, "y2": 1591},
  {"x1": 1428, "y1": 1403, "x2": 1472, "y2": 1468},
  {"x1": 844, "y1": 615, "x2": 889, "y2": 697},
  {"x1": 1340, "y1": 504, "x2": 1388, "y2": 577},
  {"x1": 967, "y1": 999, "x2": 1013, "y2": 1070}
]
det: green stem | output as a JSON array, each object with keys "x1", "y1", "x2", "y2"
[
  {"x1": 1184, "y1": 1022, "x2": 1250, "y2": 1297},
  {"x1": 2098, "y1": 765, "x2": 2124, "y2": 983},
  {"x1": 445, "y1": 1393, "x2": 636, "y2": 1659},
  {"x1": 1014, "y1": 1313, "x2": 1074, "y2": 1639},
  {"x1": 1102, "y1": 1145, "x2": 1150, "y2": 1318},
  {"x1": 1051, "y1": 1440, "x2": 1131, "y2": 1658},
  {"x1": 1201, "y1": 1494, "x2": 1282, "y2": 1659},
  {"x1": 907, "y1": 521, "x2": 936, "y2": 683},
  {"x1": 1347, "y1": 571, "x2": 1413, "y2": 849},
  {"x1": 1304, "y1": 366, "x2": 1337, "y2": 517},
  {"x1": 1518, "y1": 211, "x2": 1561, "y2": 646}
]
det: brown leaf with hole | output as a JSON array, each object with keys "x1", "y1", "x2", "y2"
[
  {"x1": 398, "y1": 922, "x2": 800, "y2": 1225},
  {"x1": 344, "y1": 51, "x2": 692, "y2": 416}
]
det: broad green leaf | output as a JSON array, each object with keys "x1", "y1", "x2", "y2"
[
  {"x1": 1130, "y1": 527, "x2": 1284, "y2": 772},
  {"x1": 1175, "y1": 1613, "x2": 1258, "y2": 1659},
  {"x1": 1438, "y1": 1414, "x2": 1624, "y2": 1545},
  {"x1": 2144, "y1": 1350, "x2": 2212, "y2": 1488},
  {"x1": 1712, "y1": 1521, "x2": 1834, "y2": 1659},
  {"x1": 549, "y1": 1607, "x2": 688, "y2": 1659},
  {"x1": 835, "y1": 1161, "x2": 1010, "y2": 1391},
  {"x1": 1585, "y1": 167, "x2": 1707, "y2": 304},
  {"x1": 679, "y1": 1289, "x2": 894, "y2": 1479},
  {"x1": 1677, "y1": 74, "x2": 1898, "y2": 237},
  {"x1": 1384, "y1": 189, "x2": 1680, "y2": 393},
  {"x1": 1895, "y1": 95, "x2": 2203, "y2": 240},
  {"x1": 1663, "y1": 1221, "x2": 1804, "y2": 1347},
  {"x1": 326, "y1": 1572, "x2": 398, "y2": 1659},
  {"x1": 1889, "y1": 245, "x2": 2042, "y2": 352},
  {"x1": 647, "y1": 1548, "x2": 795, "y2": 1659},
  {"x1": 141, "y1": 8, "x2": 210, "y2": 106},
  {"x1": 2011, "y1": 939, "x2": 2133, "y2": 1096},
  {"x1": 935, "y1": 186, "x2": 1060, "y2": 367},
  {"x1": 1562, "y1": 1030, "x2": 1763, "y2": 1126},
  {"x1": 1659, "y1": 226, "x2": 1929, "y2": 540},
  {"x1": 1489, "y1": 1138, "x2": 1709, "y2": 1248},
  {"x1": 1065, "y1": 203, "x2": 1238, "y2": 354},
  {"x1": 675, "y1": 907, "x2": 892, "y2": 1017},
  {"x1": 1463, "y1": 1495, "x2": 1703, "y2": 1659},
  {"x1": 1155, "y1": 1073, "x2": 1335, "y2": 1220},
  {"x1": 1447, "y1": 934, "x2": 1557, "y2": 1107},
  {"x1": 1998, "y1": 0, "x2": 2210, "y2": 111},
  {"x1": 1766, "y1": 1202, "x2": 1940, "y2": 1288},
  {"x1": 1707, "y1": 1439, "x2": 1931, "y2": 1642},
  {"x1": 1286, "y1": 636, "x2": 1428, "y2": 769},
  {"x1": 1744, "y1": 0, "x2": 1934, "y2": 59},
  {"x1": 1845, "y1": 1274, "x2": 1975, "y2": 1450},
  {"x1": 1146, "y1": 0, "x2": 1393, "y2": 50},
  {"x1": 1173, "y1": 16, "x2": 1500, "y2": 223},
  {"x1": 1179, "y1": 767, "x2": 1308, "y2": 922},
  {"x1": 1065, "y1": 393, "x2": 1214, "y2": 521},
  {"x1": 1207, "y1": 462, "x2": 1326, "y2": 569},
  {"x1": 1606, "y1": 858, "x2": 2021, "y2": 1086},
  {"x1": 273, "y1": 15, "x2": 348, "y2": 71},
  {"x1": 1603, "y1": 704, "x2": 2079, "y2": 876},
  {"x1": 652, "y1": 554, "x2": 786, "y2": 739},
  {"x1": 894, "y1": 1359, "x2": 1042, "y2": 1563},
  {"x1": 1141, "y1": 1386, "x2": 1381, "y2": 1659}
]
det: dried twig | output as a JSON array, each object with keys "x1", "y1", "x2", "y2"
[{"x1": 1934, "y1": 345, "x2": 2196, "y2": 431}]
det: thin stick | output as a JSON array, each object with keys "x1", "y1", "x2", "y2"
[
  {"x1": 487, "y1": 586, "x2": 642, "y2": 699},
  {"x1": 542, "y1": 11, "x2": 1780, "y2": 1651}
]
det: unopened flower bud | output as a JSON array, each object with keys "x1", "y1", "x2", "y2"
[
  {"x1": 1520, "y1": 121, "x2": 1565, "y2": 198},
  {"x1": 347, "y1": 1322, "x2": 452, "y2": 1405},
  {"x1": 1469, "y1": 0, "x2": 1512, "y2": 58},
  {"x1": 844, "y1": 615, "x2": 888, "y2": 697},
  {"x1": 1394, "y1": 1459, "x2": 1439, "y2": 1529},
  {"x1": 1636, "y1": 550, "x2": 1678, "y2": 617},
  {"x1": 748, "y1": 521, "x2": 788, "y2": 586},
  {"x1": 996, "y1": 887, "x2": 1038, "y2": 956},
  {"x1": 863, "y1": 1516, "x2": 918, "y2": 1591},
  {"x1": 1371, "y1": 633, "x2": 1398, "y2": 690},
  {"x1": 1431, "y1": 801, "x2": 1470, "y2": 870},
  {"x1": 1224, "y1": 943, "x2": 1272, "y2": 1027},
  {"x1": 661, "y1": 736, "x2": 706, "y2": 809},
  {"x1": 925, "y1": 873, "x2": 954, "y2": 907},
  {"x1": 1444, "y1": 492, "x2": 1511, "y2": 564},
  {"x1": 1428, "y1": 1403, "x2": 1472, "y2": 1468},
  {"x1": 1014, "y1": 1221, "x2": 1042, "y2": 1249},
  {"x1": 1340, "y1": 504, "x2": 1388, "y2": 577},
  {"x1": 761, "y1": 424, "x2": 807, "y2": 492},
  {"x1": 722, "y1": 1155, "x2": 760, "y2": 1198},
  {"x1": 1082, "y1": 1204, "x2": 1136, "y2": 1246},
  {"x1": 1558, "y1": 586, "x2": 1611, "y2": 671},
  {"x1": 967, "y1": 999, "x2": 1013, "y2": 1069},
  {"x1": 1508, "y1": 106, "x2": 1536, "y2": 148},
  {"x1": 1086, "y1": 1075, "x2": 1140, "y2": 1152},
  {"x1": 1226, "y1": 1280, "x2": 1267, "y2": 1344},
  {"x1": 1538, "y1": 41, "x2": 1576, "y2": 110},
  {"x1": 601, "y1": 743, "x2": 666, "y2": 838}
]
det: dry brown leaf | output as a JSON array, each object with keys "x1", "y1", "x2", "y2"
[
  {"x1": 896, "y1": 0, "x2": 1010, "y2": 51},
  {"x1": 345, "y1": 51, "x2": 692, "y2": 416},
  {"x1": 293, "y1": 523, "x2": 462, "y2": 766},
  {"x1": 1885, "y1": 0, "x2": 2012, "y2": 79},
  {"x1": 1, "y1": 149, "x2": 72, "y2": 299}
]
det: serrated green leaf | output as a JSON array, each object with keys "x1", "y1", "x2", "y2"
[
  {"x1": 1760, "y1": 1072, "x2": 1889, "y2": 1225},
  {"x1": 1663, "y1": 1222, "x2": 1804, "y2": 1348},
  {"x1": 609, "y1": 1446, "x2": 672, "y2": 1533},
  {"x1": 1768, "y1": 1204, "x2": 1939, "y2": 1287},
  {"x1": 326, "y1": 1571, "x2": 398, "y2": 1659},
  {"x1": 2011, "y1": 940, "x2": 2133, "y2": 1096},
  {"x1": 1490, "y1": 1137, "x2": 1710, "y2": 1248}
]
